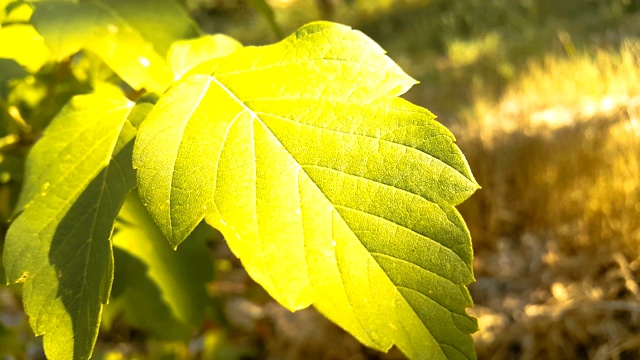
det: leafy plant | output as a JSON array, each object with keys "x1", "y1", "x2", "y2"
[{"x1": 0, "y1": 1, "x2": 479, "y2": 359}]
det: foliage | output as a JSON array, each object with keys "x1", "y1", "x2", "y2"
[{"x1": 0, "y1": 1, "x2": 478, "y2": 359}]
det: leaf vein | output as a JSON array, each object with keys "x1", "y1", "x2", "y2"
[
  {"x1": 169, "y1": 77, "x2": 212, "y2": 239},
  {"x1": 298, "y1": 165, "x2": 467, "y2": 264},
  {"x1": 254, "y1": 110, "x2": 471, "y2": 191},
  {"x1": 332, "y1": 211, "x2": 378, "y2": 346},
  {"x1": 396, "y1": 285, "x2": 469, "y2": 356}
]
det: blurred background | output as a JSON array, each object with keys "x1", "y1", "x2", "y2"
[{"x1": 2, "y1": 0, "x2": 640, "y2": 359}]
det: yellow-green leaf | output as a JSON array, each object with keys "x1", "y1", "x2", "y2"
[
  {"x1": 134, "y1": 21, "x2": 479, "y2": 360},
  {"x1": 30, "y1": 0, "x2": 200, "y2": 91},
  {"x1": 0, "y1": 24, "x2": 51, "y2": 73},
  {"x1": 3, "y1": 86, "x2": 138, "y2": 360}
]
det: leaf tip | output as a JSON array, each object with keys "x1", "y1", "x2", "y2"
[{"x1": 167, "y1": 231, "x2": 187, "y2": 251}]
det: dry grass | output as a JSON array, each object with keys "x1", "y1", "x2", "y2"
[{"x1": 455, "y1": 40, "x2": 640, "y2": 359}]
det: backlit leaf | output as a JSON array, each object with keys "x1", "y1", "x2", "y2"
[
  {"x1": 0, "y1": 23, "x2": 51, "y2": 72},
  {"x1": 3, "y1": 85, "x2": 138, "y2": 360},
  {"x1": 134, "y1": 22, "x2": 479, "y2": 359},
  {"x1": 30, "y1": 0, "x2": 200, "y2": 91}
]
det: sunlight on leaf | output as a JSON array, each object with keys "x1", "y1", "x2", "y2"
[
  {"x1": 30, "y1": 0, "x2": 200, "y2": 91},
  {"x1": 0, "y1": 24, "x2": 51, "y2": 73},
  {"x1": 3, "y1": 85, "x2": 138, "y2": 360},
  {"x1": 134, "y1": 22, "x2": 479, "y2": 359}
]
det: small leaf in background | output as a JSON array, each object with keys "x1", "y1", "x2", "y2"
[
  {"x1": 3, "y1": 85, "x2": 139, "y2": 360},
  {"x1": 105, "y1": 190, "x2": 216, "y2": 340},
  {"x1": 0, "y1": 0, "x2": 51, "y2": 74},
  {"x1": 134, "y1": 21, "x2": 479, "y2": 359},
  {"x1": 30, "y1": 0, "x2": 200, "y2": 91},
  {"x1": 168, "y1": 35, "x2": 243, "y2": 80}
]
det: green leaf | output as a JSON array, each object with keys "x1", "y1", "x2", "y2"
[
  {"x1": 0, "y1": 0, "x2": 9, "y2": 22},
  {"x1": 168, "y1": 34, "x2": 243, "y2": 80},
  {"x1": 107, "y1": 190, "x2": 215, "y2": 340},
  {"x1": 2, "y1": 0, "x2": 32, "y2": 23},
  {"x1": 0, "y1": 22, "x2": 51, "y2": 72},
  {"x1": 3, "y1": 85, "x2": 138, "y2": 360},
  {"x1": 134, "y1": 21, "x2": 479, "y2": 360},
  {"x1": 30, "y1": 0, "x2": 200, "y2": 91}
]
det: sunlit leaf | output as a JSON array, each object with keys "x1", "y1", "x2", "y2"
[
  {"x1": 30, "y1": 0, "x2": 200, "y2": 91},
  {"x1": 0, "y1": 24, "x2": 51, "y2": 72},
  {"x1": 3, "y1": 85, "x2": 138, "y2": 360},
  {"x1": 0, "y1": 0, "x2": 8, "y2": 22},
  {"x1": 134, "y1": 21, "x2": 479, "y2": 359},
  {"x1": 2, "y1": 0, "x2": 32, "y2": 23},
  {"x1": 0, "y1": 152, "x2": 23, "y2": 224}
]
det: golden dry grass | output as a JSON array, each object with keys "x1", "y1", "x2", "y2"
[{"x1": 455, "y1": 40, "x2": 640, "y2": 359}]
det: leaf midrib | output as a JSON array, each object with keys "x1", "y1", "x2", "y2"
[
  {"x1": 12, "y1": 104, "x2": 133, "y2": 360},
  {"x1": 25, "y1": 117, "x2": 119, "y2": 209},
  {"x1": 166, "y1": 77, "x2": 213, "y2": 240},
  {"x1": 9, "y1": 134, "x2": 118, "y2": 280}
]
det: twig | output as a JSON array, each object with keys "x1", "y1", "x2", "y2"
[{"x1": 613, "y1": 252, "x2": 640, "y2": 302}]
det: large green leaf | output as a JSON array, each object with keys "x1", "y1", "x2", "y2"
[
  {"x1": 107, "y1": 190, "x2": 215, "y2": 340},
  {"x1": 134, "y1": 22, "x2": 479, "y2": 359},
  {"x1": 3, "y1": 85, "x2": 138, "y2": 360},
  {"x1": 30, "y1": 0, "x2": 200, "y2": 91}
]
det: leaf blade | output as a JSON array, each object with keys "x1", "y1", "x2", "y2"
[
  {"x1": 134, "y1": 21, "x2": 478, "y2": 359},
  {"x1": 30, "y1": 0, "x2": 200, "y2": 91},
  {"x1": 3, "y1": 86, "x2": 137, "y2": 360}
]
